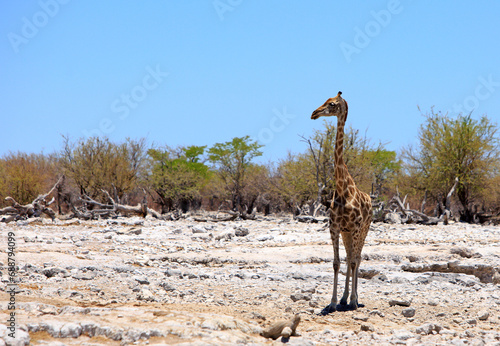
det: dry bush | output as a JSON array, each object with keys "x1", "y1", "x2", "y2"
[{"x1": 0, "y1": 152, "x2": 57, "y2": 206}]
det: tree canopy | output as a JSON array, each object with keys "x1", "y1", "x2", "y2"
[
  {"x1": 208, "y1": 136, "x2": 263, "y2": 210},
  {"x1": 402, "y1": 110, "x2": 500, "y2": 221}
]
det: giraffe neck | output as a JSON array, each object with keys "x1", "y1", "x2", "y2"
[{"x1": 334, "y1": 112, "x2": 348, "y2": 196}]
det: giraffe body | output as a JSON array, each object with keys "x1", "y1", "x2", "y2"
[{"x1": 311, "y1": 91, "x2": 372, "y2": 313}]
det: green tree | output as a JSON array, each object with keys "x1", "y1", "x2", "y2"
[
  {"x1": 272, "y1": 152, "x2": 317, "y2": 212},
  {"x1": 147, "y1": 145, "x2": 209, "y2": 212},
  {"x1": 208, "y1": 136, "x2": 263, "y2": 210},
  {"x1": 402, "y1": 110, "x2": 500, "y2": 221},
  {"x1": 366, "y1": 149, "x2": 401, "y2": 197}
]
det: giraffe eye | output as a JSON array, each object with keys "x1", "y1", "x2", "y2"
[{"x1": 329, "y1": 102, "x2": 335, "y2": 106}]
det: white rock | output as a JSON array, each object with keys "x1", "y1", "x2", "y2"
[
  {"x1": 80, "y1": 321, "x2": 99, "y2": 337},
  {"x1": 256, "y1": 234, "x2": 274, "y2": 242},
  {"x1": 60, "y1": 323, "x2": 82, "y2": 338},
  {"x1": 192, "y1": 226, "x2": 207, "y2": 234},
  {"x1": 478, "y1": 311, "x2": 489, "y2": 321}
]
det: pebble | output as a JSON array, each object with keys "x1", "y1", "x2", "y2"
[
  {"x1": 477, "y1": 311, "x2": 489, "y2": 321},
  {"x1": 256, "y1": 234, "x2": 273, "y2": 242},
  {"x1": 402, "y1": 307, "x2": 416, "y2": 318},
  {"x1": 234, "y1": 227, "x2": 249, "y2": 237},
  {"x1": 415, "y1": 323, "x2": 442, "y2": 335},
  {"x1": 290, "y1": 292, "x2": 312, "y2": 302},
  {"x1": 192, "y1": 225, "x2": 207, "y2": 234},
  {"x1": 126, "y1": 227, "x2": 142, "y2": 235},
  {"x1": 134, "y1": 276, "x2": 150, "y2": 284},
  {"x1": 389, "y1": 299, "x2": 411, "y2": 307}
]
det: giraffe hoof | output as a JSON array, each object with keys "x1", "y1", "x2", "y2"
[{"x1": 320, "y1": 304, "x2": 336, "y2": 315}]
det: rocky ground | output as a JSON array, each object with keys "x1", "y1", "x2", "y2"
[{"x1": 1, "y1": 214, "x2": 500, "y2": 345}]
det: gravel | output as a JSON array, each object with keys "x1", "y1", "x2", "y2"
[{"x1": 0, "y1": 217, "x2": 499, "y2": 345}]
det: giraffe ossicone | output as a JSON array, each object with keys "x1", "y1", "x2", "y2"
[{"x1": 311, "y1": 91, "x2": 372, "y2": 314}]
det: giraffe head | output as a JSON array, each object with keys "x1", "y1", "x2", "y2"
[{"x1": 311, "y1": 91, "x2": 348, "y2": 120}]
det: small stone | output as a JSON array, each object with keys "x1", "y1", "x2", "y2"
[
  {"x1": 408, "y1": 255, "x2": 420, "y2": 262},
  {"x1": 126, "y1": 227, "x2": 142, "y2": 235},
  {"x1": 369, "y1": 310, "x2": 385, "y2": 318},
  {"x1": 450, "y1": 246, "x2": 480, "y2": 258},
  {"x1": 353, "y1": 314, "x2": 369, "y2": 322},
  {"x1": 359, "y1": 268, "x2": 380, "y2": 279},
  {"x1": 467, "y1": 319, "x2": 477, "y2": 326},
  {"x1": 477, "y1": 311, "x2": 489, "y2": 321},
  {"x1": 256, "y1": 234, "x2": 274, "y2": 242},
  {"x1": 402, "y1": 307, "x2": 416, "y2": 318},
  {"x1": 42, "y1": 267, "x2": 68, "y2": 278},
  {"x1": 72, "y1": 270, "x2": 97, "y2": 280},
  {"x1": 234, "y1": 227, "x2": 249, "y2": 237},
  {"x1": 134, "y1": 276, "x2": 150, "y2": 285},
  {"x1": 165, "y1": 268, "x2": 182, "y2": 277},
  {"x1": 38, "y1": 304, "x2": 59, "y2": 315},
  {"x1": 301, "y1": 286, "x2": 316, "y2": 294},
  {"x1": 394, "y1": 329, "x2": 414, "y2": 341},
  {"x1": 389, "y1": 299, "x2": 411, "y2": 307},
  {"x1": 192, "y1": 226, "x2": 207, "y2": 234},
  {"x1": 291, "y1": 272, "x2": 307, "y2": 280},
  {"x1": 159, "y1": 282, "x2": 176, "y2": 292},
  {"x1": 360, "y1": 324, "x2": 374, "y2": 332},
  {"x1": 137, "y1": 288, "x2": 155, "y2": 301},
  {"x1": 290, "y1": 292, "x2": 311, "y2": 302},
  {"x1": 215, "y1": 231, "x2": 233, "y2": 241},
  {"x1": 415, "y1": 323, "x2": 442, "y2": 335},
  {"x1": 427, "y1": 299, "x2": 439, "y2": 306}
]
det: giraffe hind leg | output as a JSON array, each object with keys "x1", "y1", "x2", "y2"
[
  {"x1": 339, "y1": 232, "x2": 352, "y2": 307},
  {"x1": 349, "y1": 260, "x2": 359, "y2": 309}
]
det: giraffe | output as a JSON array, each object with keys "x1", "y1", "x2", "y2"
[{"x1": 311, "y1": 91, "x2": 372, "y2": 314}]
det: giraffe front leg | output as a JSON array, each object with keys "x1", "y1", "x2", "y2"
[
  {"x1": 339, "y1": 261, "x2": 351, "y2": 306},
  {"x1": 321, "y1": 223, "x2": 340, "y2": 315}
]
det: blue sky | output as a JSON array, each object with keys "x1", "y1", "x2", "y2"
[{"x1": 1, "y1": 1, "x2": 499, "y2": 163}]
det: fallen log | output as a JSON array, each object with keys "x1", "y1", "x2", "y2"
[
  {"x1": 1, "y1": 176, "x2": 63, "y2": 223},
  {"x1": 78, "y1": 190, "x2": 163, "y2": 219},
  {"x1": 387, "y1": 195, "x2": 440, "y2": 225}
]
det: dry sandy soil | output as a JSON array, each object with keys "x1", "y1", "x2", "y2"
[{"x1": 1, "y1": 214, "x2": 500, "y2": 345}]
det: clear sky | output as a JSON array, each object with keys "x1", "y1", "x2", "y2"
[{"x1": 1, "y1": 1, "x2": 499, "y2": 163}]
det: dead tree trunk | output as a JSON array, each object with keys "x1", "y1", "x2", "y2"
[
  {"x1": 388, "y1": 194, "x2": 440, "y2": 225},
  {"x1": 1, "y1": 176, "x2": 63, "y2": 223}
]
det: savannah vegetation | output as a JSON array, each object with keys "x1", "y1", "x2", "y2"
[{"x1": 0, "y1": 110, "x2": 499, "y2": 223}]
